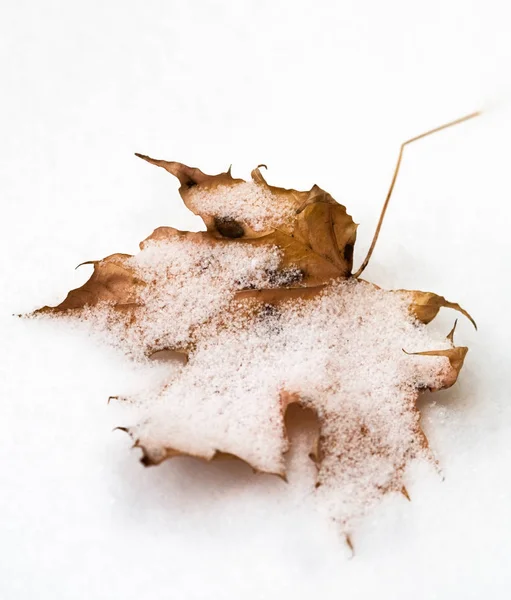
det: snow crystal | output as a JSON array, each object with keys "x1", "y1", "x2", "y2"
[{"x1": 187, "y1": 181, "x2": 296, "y2": 231}]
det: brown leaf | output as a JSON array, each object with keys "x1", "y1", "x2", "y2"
[
  {"x1": 36, "y1": 253, "x2": 141, "y2": 314},
  {"x1": 246, "y1": 229, "x2": 341, "y2": 285},
  {"x1": 134, "y1": 154, "x2": 240, "y2": 190},
  {"x1": 404, "y1": 290, "x2": 477, "y2": 329},
  {"x1": 116, "y1": 389, "x2": 297, "y2": 479},
  {"x1": 235, "y1": 285, "x2": 325, "y2": 304},
  {"x1": 147, "y1": 226, "x2": 341, "y2": 285},
  {"x1": 135, "y1": 157, "x2": 358, "y2": 257},
  {"x1": 36, "y1": 220, "x2": 343, "y2": 329},
  {"x1": 293, "y1": 201, "x2": 358, "y2": 277},
  {"x1": 35, "y1": 153, "x2": 475, "y2": 533},
  {"x1": 133, "y1": 437, "x2": 283, "y2": 476},
  {"x1": 404, "y1": 346, "x2": 469, "y2": 390}
]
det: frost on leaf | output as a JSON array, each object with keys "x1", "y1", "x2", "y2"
[{"x1": 35, "y1": 150, "x2": 475, "y2": 532}]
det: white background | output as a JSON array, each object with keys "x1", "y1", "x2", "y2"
[{"x1": 1, "y1": 1, "x2": 511, "y2": 598}]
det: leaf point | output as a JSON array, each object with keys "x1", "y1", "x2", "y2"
[
  {"x1": 447, "y1": 319, "x2": 458, "y2": 343},
  {"x1": 75, "y1": 260, "x2": 97, "y2": 270},
  {"x1": 401, "y1": 486, "x2": 411, "y2": 501},
  {"x1": 345, "y1": 534, "x2": 355, "y2": 557},
  {"x1": 113, "y1": 426, "x2": 129, "y2": 434}
]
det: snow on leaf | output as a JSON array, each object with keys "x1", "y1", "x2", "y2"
[
  {"x1": 35, "y1": 125, "x2": 476, "y2": 534},
  {"x1": 134, "y1": 155, "x2": 356, "y2": 246},
  {"x1": 36, "y1": 253, "x2": 140, "y2": 313}
]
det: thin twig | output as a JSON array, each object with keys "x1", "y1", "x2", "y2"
[{"x1": 353, "y1": 111, "x2": 480, "y2": 278}]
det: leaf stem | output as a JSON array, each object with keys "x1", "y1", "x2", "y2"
[{"x1": 353, "y1": 111, "x2": 480, "y2": 278}]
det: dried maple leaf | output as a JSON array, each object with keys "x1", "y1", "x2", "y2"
[
  {"x1": 135, "y1": 156, "x2": 357, "y2": 278},
  {"x1": 34, "y1": 112, "x2": 478, "y2": 537}
]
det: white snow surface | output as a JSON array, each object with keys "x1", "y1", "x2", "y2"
[{"x1": 1, "y1": 1, "x2": 511, "y2": 598}]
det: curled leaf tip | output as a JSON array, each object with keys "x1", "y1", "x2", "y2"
[
  {"x1": 113, "y1": 426, "x2": 129, "y2": 434},
  {"x1": 447, "y1": 319, "x2": 458, "y2": 343},
  {"x1": 75, "y1": 260, "x2": 96, "y2": 270},
  {"x1": 406, "y1": 291, "x2": 477, "y2": 330},
  {"x1": 251, "y1": 165, "x2": 268, "y2": 185},
  {"x1": 453, "y1": 304, "x2": 477, "y2": 331}
]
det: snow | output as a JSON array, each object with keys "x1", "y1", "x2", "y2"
[
  {"x1": 61, "y1": 253, "x2": 455, "y2": 528},
  {"x1": 188, "y1": 180, "x2": 296, "y2": 231},
  {"x1": 129, "y1": 281, "x2": 454, "y2": 527},
  {"x1": 1, "y1": 0, "x2": 511, "y2": 598},
  {"x1": 78, "y1": 234, "x2": 286, "y2": 358}
]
